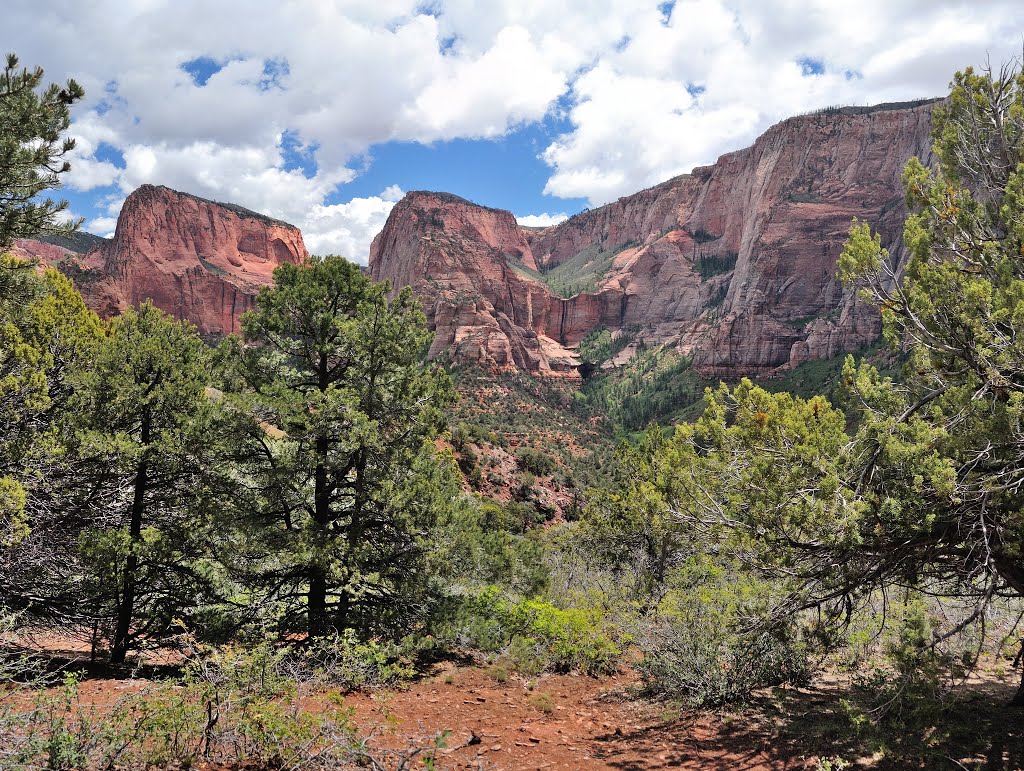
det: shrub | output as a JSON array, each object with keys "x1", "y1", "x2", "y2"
[
  {"x1": 641, "y1": 617, "x2": 810, "y2": 706},
  {"x1": 0, "y1": 640, "x2": 437, "y2": 769},
  {"x1": 515, "y1": 446, "x2": 557, "y2": 477},
  {"x1": 639, "y1": 560, "x2": 810, "y2": 706},
  {"x1": 439, "y1": 588, "x2": 624, "y2": 676},
  {"x1": 291, "y1": 629, "x2": 417, "y2": 690}
]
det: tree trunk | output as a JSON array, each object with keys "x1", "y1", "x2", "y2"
[
  {"x1": 111, "y1": 412, "x2": 150, "y2": 664},
  {"x1": 1012, "y1": 643, "x2": 1024, "y2": 707},
  {"x1": 1012, "y1": 674, "x2": 1024, "y2": 707},
  {"x1": 308, "y1": 429, "x2": 331, "y2": 639},
  {"x1": 308, "y1": 569, "x2": 328, "y2": 639}
]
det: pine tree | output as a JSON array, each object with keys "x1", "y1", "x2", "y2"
[
  {"x1": 225, "y1": 255, "x2": 453, "y2": 639},
  {"x1": 73, "y1": 302, "x2": 215, "y2": 663},
  {"x1": 0, "y1": 53, "x2": 84, "y2": 247}
]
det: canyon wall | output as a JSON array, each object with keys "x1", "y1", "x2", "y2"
[
  {"x1": 370, "y1": 100, "x2": 937, "y2": 376},
  {"x1": 20, "y1": 185, "x2": 308, "y2": 335}
]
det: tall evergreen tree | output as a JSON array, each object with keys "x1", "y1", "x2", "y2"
[
  {"x1": 225, "y1": 256, "x2": 453, "y2": 639},
  {"x1": 74, "y1": 303, "x2": 215, "y2": 663},
  {"x1": 0, "y1": 259, "x2": 102, "y2": 621},
  {"x1": 0, "y1": 52, "x2": 84, "y2": 247}
]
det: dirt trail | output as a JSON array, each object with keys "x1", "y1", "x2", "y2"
[{"x1": 345, "y1": 665, "x2": 807, "y2": 770}]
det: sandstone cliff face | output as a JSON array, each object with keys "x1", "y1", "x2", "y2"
[
  {"x1": 41, "y1": 185, "x2": 308, "y2": 334},
  {"x1": 370, "y1": 100, "x2": 937, "y2": 376},
  {"x1": 369, "y1": 192, "x2": 579, "y2": 373}
]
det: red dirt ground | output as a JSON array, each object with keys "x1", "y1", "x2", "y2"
[{"x1": 342, "y1": 664, "x2": 813, "y2": 770}]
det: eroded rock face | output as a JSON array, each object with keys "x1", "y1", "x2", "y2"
[
  {"x1": 370, "y1": 100, "x2": 937, "y2": 376},
  {"x1": 368, "y1": 192, "x2": 579, "y2": 374},
  {"x1": 28, "y1": 185, "x2": 308, "y2": 334}
]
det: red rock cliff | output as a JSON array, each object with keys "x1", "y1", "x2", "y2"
[
  {"x1": 370, "y1": 100, "x2": 937, "y2": 376},
  {"x1": 48, "y1": 185, "x2": 308, "y2": 334},
  {"x1": 369, "y1": 192, "x2": 578, "y2": 373}
]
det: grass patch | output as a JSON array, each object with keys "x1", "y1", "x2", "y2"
[{"x1": 509, "y1": 240, "x2": 640, "y2": 298}]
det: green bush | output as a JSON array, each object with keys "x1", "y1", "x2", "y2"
[
  {"x1": 439, "y1": 587, "x2": 624, "y2": 676},
  {"x1": 639, "y1": 560, "x2": 810, "y2": 706},
  {"x1": 514, "y1": 446, "x2": 557, "y2": 476},
  {"x1": 294, "y1": 630, "x2": 417, "y2": 690}
]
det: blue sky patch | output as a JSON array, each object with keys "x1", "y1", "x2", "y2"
[
  {"x1": 280, "y1": 130, "x2": 317, "y2": 177},
  {"x1": 334, "y1": 124, "x2": 587, "y2": 217},
  {"x1": 180, "y1": 56, "x2": 225, "y2": 87},
  {"x1": 259, "y1": 58, "x2": 289, "y2": 91},
  {"x1": 797, "y1": 56, "x2": 825, "y2": 76}
]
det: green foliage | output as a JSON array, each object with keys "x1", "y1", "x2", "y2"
[
  {"x1": 0, "y1": 259, "x2": 103, "y2": 622},
  {"x1": 519, "y1": 240, "x2": 639, "y2": 298},
  {"x1": 437, "y1": 587, "x2": 623, "y2": 675},
  {"x1": 0, "y1": 53, "x2": 84, "y2": 247},
  {"x1": 693, "y1": 251, "x2": 738, "y2": 279},
  {"x1": 514, "y1": 445, "x2": 556, "y2": 476},
  {"x1": 430, "y1": 494, "x2": 549, "y2": 597},
  {"x1": 581, "y1": 345, "x2": 707, "y2": 432},
  {"x1": 576, "y1": 325, "x2": 639, "y2": 366},
  {"x1": 640, "y1": 558, "x2": 811, "y2": 706},
  {"x1": 755, "y1": 341, "x2": 896, "y2": 404},
  {"x1": 72, "y1": 302, "x2": 217, "y2": 661},
  {"x1": 837, "y1": 61, "x2": 1024, "y2": 635},
  {"x1": 222, "y1": 255, "x2": 454, "y2": 639}
]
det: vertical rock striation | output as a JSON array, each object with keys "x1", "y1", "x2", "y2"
[{"x1": 370, "y1": 100, "x2": 938, "y2": 376}]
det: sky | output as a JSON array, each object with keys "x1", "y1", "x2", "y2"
[{"x1": 8, "y1": 1, "x2": 1024, "y2": 263}]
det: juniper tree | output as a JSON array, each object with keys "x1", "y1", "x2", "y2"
[
  {"x1": 0, "y1": 260, "x2": 102, "y2": 622},
  {"x1": 838, "y1": 60, "x2": 1024, "y2": 703}
]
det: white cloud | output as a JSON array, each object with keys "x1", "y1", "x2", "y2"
[
  {"x1": 516, "y1": 212, "x2": 568, "y2": 228},
  {"x1": 86, "y1": 216, "x2": 118, "y2": 237},
  {"x1": 301, "y1": 188, "x2": 404, "y2": 262},
  {"x1": 7, "y1": 0, "x2": 1024, "y2": 243},
  {"x1": 399, "y1": 25, "x2": 567, "y2": 140}
]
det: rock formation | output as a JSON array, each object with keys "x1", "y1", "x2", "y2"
[
  {"x1": 22, "y1": 185, "x2": 308, "y2": 334},
  {"x1": 370, "y1": 100, "x2": 937, "y2": 376}
]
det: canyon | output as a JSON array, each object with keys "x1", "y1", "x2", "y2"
[
  {"x1": 15, "y1": 100, "x2": 936, "y2": 378},
  {"x1": 370, "y1": 100, "x2": 937, "y2": 376}
]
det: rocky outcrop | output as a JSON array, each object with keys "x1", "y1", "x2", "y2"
[
  {"x1": 31, "y1": 185, "x2": 308, "y2": 334},
  {"x1": 368, "y1": 192, "x2": 579, "y2": 373},
  {"x1": 370, "y1": 100, "x2": 938, "y2": 376}
]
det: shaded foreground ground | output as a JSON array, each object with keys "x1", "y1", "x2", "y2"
[
  {"x1": 340, "y1": 663, "x2": 1024, "y2": 770},
  {"x1": 8, "y1": 636, "x2": 1024, "y2": 770}
]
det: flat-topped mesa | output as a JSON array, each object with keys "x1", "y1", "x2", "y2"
[
  {"x1": 371, "y1": 98, "x2": 939, "y2": 377},
  {"x1": 40, "y1": 184, "x2": 309, "y2": 334}
]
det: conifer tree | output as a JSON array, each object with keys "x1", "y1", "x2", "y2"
[
  {"x1": 73, "y1": 303, "x2": 214, "y2": 663},
  {"x1": 225, "y1": 256, "x2": 453, "y2": 639},
  {"x1": 0, "y1": 52, "x2": 84, "y2": 247},
  {"x1": 0, "y1": 259, "x2": 102, "y2": 621}
]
